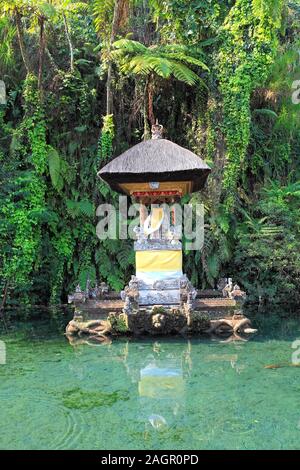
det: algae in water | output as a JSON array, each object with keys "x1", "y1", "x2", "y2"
[{"x1": 61, "y1": 387, "x2": 129, "y2": 410}]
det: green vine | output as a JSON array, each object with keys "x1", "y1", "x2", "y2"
[
  {"x1": 99, "y1": 114, "x2": 115, "y2": 161},
  {"x1": 218, "y1": 0, "x2": 283, "y2": 212},
  {"x1": 96, "y1": 113, "x2": 115, "y2": 198},
  {"x1": 1, "y1": 74, "x2": 48, "y2": 298}
]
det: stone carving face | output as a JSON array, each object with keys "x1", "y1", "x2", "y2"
[{"x1": 152, "y1": 314, "x2": 166, "y2": 329}]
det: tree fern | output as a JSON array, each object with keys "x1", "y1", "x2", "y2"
[{"x1": 112, "y1": 38, "x2": 209, "y2": 86}]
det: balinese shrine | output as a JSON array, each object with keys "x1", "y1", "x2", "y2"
[
  {"x1": 66, "y1": 124, "x2": 254, "y2": 340},
  {"x1": 99, "y1": 123, "x2": 210, "y2": 315}
]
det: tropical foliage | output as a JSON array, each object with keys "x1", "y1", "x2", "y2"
[{"x1": 0, "y1": 0, "x2": 299, "y2": 310}]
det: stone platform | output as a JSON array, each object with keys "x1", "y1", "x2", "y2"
[{"x1": 66, "y1": 290, "x2": 256, "y2": 340}]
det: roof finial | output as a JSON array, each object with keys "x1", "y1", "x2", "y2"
[{"x1": 151, "y1": 120, "x2": 163, "y2": 139}]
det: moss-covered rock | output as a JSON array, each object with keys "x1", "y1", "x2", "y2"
[
  {"x1": 188, "y1": 311, "x2": 211, "y2": 332},
  {"x1": 108, "y1": 313, "x2": 129, "y2": 334}
]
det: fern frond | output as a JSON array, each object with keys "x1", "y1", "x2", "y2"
[
  {"x1": 253, "y1": 108, "x2": 278, "y2": 119},
  {"x1": 121, "y1": 55, "x2": 154, "y2": 75},
  {"x1": 112, "y1": 37, "x2": 209, "y2": 87},
  {"x1": 113, "y1": 39, "x2": 148, "y2": 54},
  {"x1": 160, "y1": 52, "x2": 209, "y2": 71},
  {"x1": 170, "y1": 62, "x2": 199, "y2": 85},
  {"x1": 66, "y1": 199, "x2": 95, "y2": 218},
  {"x1": 116, "y1": 244, "x2": 134, "y2": 269}
]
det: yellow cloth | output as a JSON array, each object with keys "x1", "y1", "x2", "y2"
[{"x1": 136, "y1": 250, "x2": 182, "y2": 272}]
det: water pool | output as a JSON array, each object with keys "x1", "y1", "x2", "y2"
[{"x1": 1, "y1": 315, "x2": 300, "y2": 450}]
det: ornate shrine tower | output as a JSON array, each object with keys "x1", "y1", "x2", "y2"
[{"x1": 98, "y1": 124, "x2": 211, "y2": 315}]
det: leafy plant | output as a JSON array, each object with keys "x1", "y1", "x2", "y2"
[{"x1": 111, "y1": 38, "x2": 209, "y2": 125}]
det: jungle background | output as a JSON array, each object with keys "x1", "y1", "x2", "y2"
[{"x1": 0, "y1": 0, "x2": 299, "y2": 312}]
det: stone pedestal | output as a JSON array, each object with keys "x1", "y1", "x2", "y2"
[{"x1": 121, "y1": 274, "x2": 197, "y2": 315}]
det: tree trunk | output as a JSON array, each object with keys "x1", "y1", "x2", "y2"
[
  {"x1": 106, "y1": 0, "x2": 129, "y2": 115},
  {"x1": 106, "y1": 63, "x2": 113, "y2": 115},
  {"x1": 63, "y1": 14, "x2": 74, "y2": 72},
  {"x1": 0, "y1": 281, "x2": 9, "y2": 332},
  {"x1": 38, "y1": 16, "x2": 46, "y2": 91},
  {"x1": 15, "y1": 10, "x2": 31, "y2": 74},
  {"x1": 46, "y1": 47, "x2": 60, "y2": 73},
  {"x1": 205, "y1": 92, "x2": 226, "y2": 210},
  {"x1": 147, "y1": 74, "x2": 155, "y2": 126},
  {"x1": 143, "y1": 77, "x2": 150, "y2": 140}
]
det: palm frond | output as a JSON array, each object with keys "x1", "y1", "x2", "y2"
[{"x1": 93, "y1": 0, "x2": 114, "y2": 35}]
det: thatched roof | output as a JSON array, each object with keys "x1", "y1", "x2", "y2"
[{"x1": 98, "y1": 138, "x2": 211, "y2": 193}]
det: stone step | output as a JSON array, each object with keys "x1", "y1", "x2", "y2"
[{"x1": 73, "y1": 297, "x2": 236, "y2": 314}]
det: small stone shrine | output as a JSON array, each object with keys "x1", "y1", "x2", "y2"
[{"x1": 66, "y1": 124, "x2": 255, "y2": 338}]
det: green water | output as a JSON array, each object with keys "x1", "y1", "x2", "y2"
[{"x1": 1, "y1": 315, "x2": 300, "y2": 450}]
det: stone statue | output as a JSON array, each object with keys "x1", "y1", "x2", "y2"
[
  {"x1": 99, "y1": 282, "x2": 109, "y2": 296},
  {"x1": 222, "y1": 278, "x2": 233, "y2": 298},
  {"x1": 167, "y1": 226, "x2": 181, "y2": 244},
  {"x1": 217, "y1": 278, "x2": 227, "y2": 292},
  {"x1": 68, "y1": 284, "x2": 87, "y2": 304},
  {"x1": 220, "y1": 278, "x2": 246, "y2": 301},
  {"x1": 121, "y1": 277, "x2": 139, "y2": 315},
  {"x1": 229, "y1": 284, "x2": 246, "y2": 301},
  {"x1": 151, "y1": 122, "x2": 163, "y2": 139}
]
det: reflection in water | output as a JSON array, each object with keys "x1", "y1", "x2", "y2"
[
  {"x1": 136, "y1": 342, "x2": 190, "y2": 431},
  {"x1": 3, "y1": 317, "x2": 300, "y2": 449},
  {"x1": 67, "y1": 336, "x2": 193, "y2": 431},
  {"x1": 67, "y1": 335, "x2": 112, "y2": 347},
  {"x1": 66, "y1": 335, "x2": 247, "y2": 432}
]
